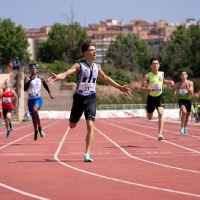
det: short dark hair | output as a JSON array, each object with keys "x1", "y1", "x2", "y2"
[
  {"x1": 81, "y1": 40, "x2": 96, "y2": 53},
  {"x1": 29, "y1": 63, "x2": 38, "y2": 69},
  {"x1": 150, "y1": 58, "x2": 159, "y2": 64},
  {"x1": 179, "y1": 70, "x2": 187, "y2": 75}
]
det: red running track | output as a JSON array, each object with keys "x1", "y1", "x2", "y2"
[{"x1": 0, "y1": 118, "x2": 200, "y2": 200}]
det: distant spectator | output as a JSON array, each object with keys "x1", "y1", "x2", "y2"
[
  {"x1": 12, "y1": 59, "x2": 17, "y2": 72},
  {"x1": 8, "y1": 60, "x2": 13, "y2": 73},
  {"x1": 16, "y1": 59, "x2": 21, "y2": 73}
]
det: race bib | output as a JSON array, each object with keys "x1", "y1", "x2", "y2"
[
  {"x1": 179, "y1": 88, "x2": 188, "y2": 95},
  {"x1": 3, "y1": 97, "x2": 11, "y2": 104},
  {"x1": 28, "y1": 88, "x2": 38, "y2": 96},
  {"x1": 151, "y1": 84, "x2": 162, "y2": 91},
  {"x1": 78, "y1": 83, "x2": 95, "y2": 92}
]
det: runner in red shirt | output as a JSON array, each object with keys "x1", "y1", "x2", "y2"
[{"x1": 0, "y1": 79, "x2": 18, "y2": 138}]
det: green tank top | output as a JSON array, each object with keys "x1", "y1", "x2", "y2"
[
  {"x1": 178, "y1": 81, "x2": 191, "y2": 100},
  {"x1": 148, "y1": 71, "x2": 163, "y2": 97}
]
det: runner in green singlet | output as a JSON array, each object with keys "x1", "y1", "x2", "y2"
[{"x1": 140, "y1": 58, "x2": 174, "y2": 141}]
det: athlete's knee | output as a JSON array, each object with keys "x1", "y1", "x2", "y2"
[
  {"x1": 32, "y1": 106, "x2": 39, "y2": 113},
  {"x1": 158, "y1": 112, "x2": 163, "y2": 118},
  {"x1": 69, "y1": 122, "x2": 77, "y2": 129},
  {"x1": 147, "y1": 113, "x2": 153, "y2": 120},
  {"x1": 182, "y1": 110, "x2": 187, "y2": 115}
]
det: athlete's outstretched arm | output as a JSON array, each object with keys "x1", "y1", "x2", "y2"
[
  {"x1": 98, "y1": 65, "x2": 131, "y2": 96},
  {"x1": 47, "y1": 63, "x2": 80, "y2": 84}
]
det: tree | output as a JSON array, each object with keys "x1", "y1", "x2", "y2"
[
  {"x1": 105, "y1": 33, "x2": 151, "y2": 73},
  {"x1": 38, "y1": 22, "x2": 88, "y2": 63},
  {"x1": 161, "y1": 25, "x2": 200, "y2": 80},
  {"x1": 38, "y1": 23, "x2": 69, "y2": 63},
  {"x1": 0, "y1": 18, "x2": 29, "y2": 71},
  {"x1": 64, "y1": 22, "x2": 88, "y2": 63}
]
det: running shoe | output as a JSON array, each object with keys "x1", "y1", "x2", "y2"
[
  {"x1": 84, "y1": 154, "x2": 93, "y2": 162},
  {"x1": 34, "y1": 130, "x2": 38, "y2": 141},
  {"x1": 180, "y1": 128, "x2": 184, "y2": 134},
  {"x1": 184, "y1": 128, "x2": 188, "y2": 135},
  {"x1": 10, "y1": 123, "x2": 13, "y2": 131},
  {"x1": 158, "y1": 134, "x2": 164, "y2": 141},
  {"x1": 38, "y1": 127, "x2": 45, "y2": 138},
  {"x1": 6, "y1": 130, "x2": 11, "y2": 138}
]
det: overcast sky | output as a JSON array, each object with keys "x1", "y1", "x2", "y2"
[{"x1": 0, "y1": 0, "x2": 199, "y2": 29}]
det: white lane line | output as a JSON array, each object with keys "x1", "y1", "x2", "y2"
[
  {"x1": 114, "y1": 118, "x2": 200, "y2": 136},
  {"x1": 54, "y1": 127, "x2": 200, "y2": 198},
  {"x1": 0, "y1": 120, "x2": 60, "y2": 150},
  {"x1": 101, "y1": 120, "x2": 200, "y2": 153},
  {"x1": 0, "y1": 120, "x2": 53, "y2": 135},
  {"x1": 0, "y1": 123, "x2": 33, "y2": 135},
  {"x1": 0, "y1": 119, "x2": 61, "y2": 199},
  {"x1": 95, "y1": 125, "x2": 200, "y2": 174},
  {"x1": 0, "y1": 183, "x2": 50, "y2": 200}
]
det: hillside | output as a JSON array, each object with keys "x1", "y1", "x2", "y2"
[
  {"x1": 96, "y1": 81, "x2": 141, "y2": 98},
  {"x1": 96, "y1": 82, "x2": 200, "y2": 103}
]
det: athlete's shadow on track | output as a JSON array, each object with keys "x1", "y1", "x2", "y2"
[
  {"x1": 106, "y1": 145, "x2": 158, "y2": 148},
  {"x1": 14, "y1": 159, "x2": 84, "y2": 163}
]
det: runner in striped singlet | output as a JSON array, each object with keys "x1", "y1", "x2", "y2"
[{"x1": 47, "y1": 40, "x2": 132, "y2": 162}]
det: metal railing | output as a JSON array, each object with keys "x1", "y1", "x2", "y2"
[{"x1": 98, "y1": 103, "x2": 179, "y2": 110}]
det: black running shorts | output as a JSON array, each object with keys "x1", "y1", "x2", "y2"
[
  {"x1": 3, "y1": 109, "x2": 13, "y2": 119},
  {"x1": 69, "y1": 93, "x2": 96, "y2": 123},
  {"x1": 178, "y1": 99, "x2": 191, "y2": 112},
  {"x1": 147, "y1": 94, "x2": 164, "y2": 113}
]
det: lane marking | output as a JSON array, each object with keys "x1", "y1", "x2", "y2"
[
  {"x1": 112, "y1": 118, "x2": 200, "y2": 136},
  {"x1": 54, "y1": 127, "x2": 200, "y2": 198},
  {"x1": 101, "y1": 120, "x2": 200, "y2": 154},
  {"x1": 0, "y1": 119, "x2": 61, "y2": 199},
  {"x1": 0, "y1": 183, "x2": 50, "y2": 200},
  {"x1": 0, "y1": 124, "x2": 33, "y2": 135},
  {"x1": 0, "y1": 120, "x2": 60, "y2": 150},
  {"x1": 0, "y1": 119, "x2": 53, "y2": 135},
  {"x1": 95, "y1": 125, "x2": 200, "y2": 173}
]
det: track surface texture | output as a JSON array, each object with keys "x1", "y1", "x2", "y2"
[{"x1": 0, "y1": 118, "x2": 200, "y2": 200}]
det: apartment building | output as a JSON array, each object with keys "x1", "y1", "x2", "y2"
[
  {"x1": 24, "y1": 19, "x2": 182, "y2": 62},
  {"x1": 25, "y1": 26, "x2": 51, "y2": 60}
]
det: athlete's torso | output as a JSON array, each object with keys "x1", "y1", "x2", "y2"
[
  {"x1": 27, "y1": 75, "x2": 41, "y2": 99},
  {"x1": 148, "y1": 71, "x2": 163, "y2": 97},
  {"x1": 2, "y1": 88, "x2": 14, "y2": 110},
  {"x1": 177, "y1": 80, "x2": 191, "y2": 100},
  {"x1": 76, "y1": 60, "x2": 99, "y2": 96}
]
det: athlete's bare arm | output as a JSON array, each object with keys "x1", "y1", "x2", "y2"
[
  {"x1": 140, "y1": 74, "x2": 152, "y2": 93},
  {"x1": 98, "y1": 65, "x2": 131, "y2": 96},
  {"x1": 47, "y1": 63, "x2": 80, "y2": 84}
]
